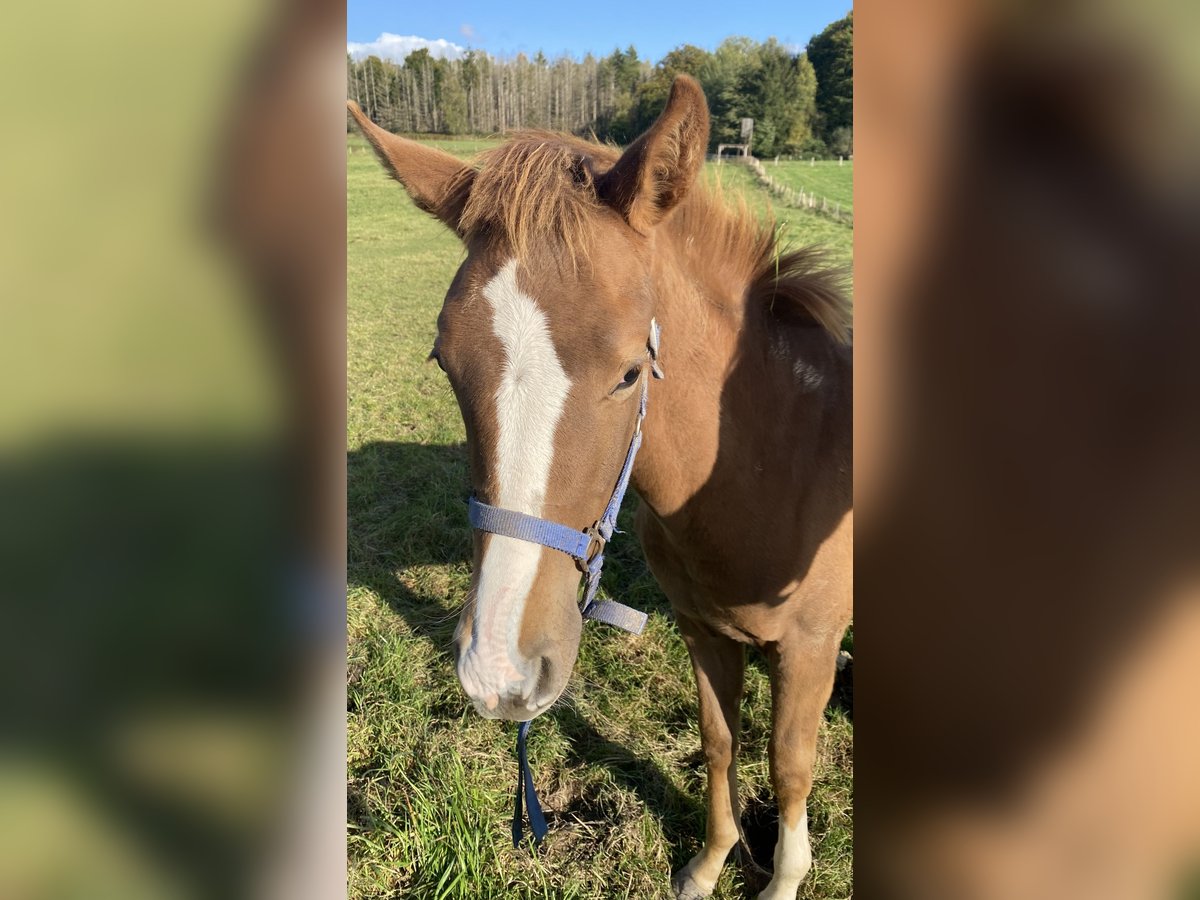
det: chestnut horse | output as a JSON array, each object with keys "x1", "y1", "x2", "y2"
[{"x1": 348, "y1": 75, "x2": 851, "y2": 900}]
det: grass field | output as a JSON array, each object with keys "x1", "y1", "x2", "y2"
[
  {"x1": 347, "y1": 132, "x2": 852, "y2": 899},
  {"x1": 758, "y1": 161, "x2": 854, "y2": 213}
]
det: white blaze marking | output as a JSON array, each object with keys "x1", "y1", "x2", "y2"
[
  {"x1": 758, "y1": 812, "x2": 813, "y2": 900},
  {"x1": 460, "y1": 259, "x2": 572, "y2": 708}
]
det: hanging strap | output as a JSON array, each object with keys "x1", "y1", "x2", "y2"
[{"x1": 512, "y1": 720, "x2": 548, "y2": 846}]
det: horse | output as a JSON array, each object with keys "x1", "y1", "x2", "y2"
[{"x1": 347, "y1": 75, "x2": 852, "y2": 900}]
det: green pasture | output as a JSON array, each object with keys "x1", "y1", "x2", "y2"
[
  {"x1": 759, "y1": 161, "x2": 854, "y2": 213},
  {"x1": 347, "y1": 132, "x2": 853, "y2": 899}
]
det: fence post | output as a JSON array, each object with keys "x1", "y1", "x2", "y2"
[
  {"x1": 839, "y1": 155, "x2": 844, "y2": 166},
  {"x1": 810, "y1": 157, "x2": 814, "y2": 166}
]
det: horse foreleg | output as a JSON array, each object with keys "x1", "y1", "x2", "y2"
[
  {"x1": 757, "y1": 633, "x2": 841, "y2": 900},
  {"x1": 671, "y1": 615, "x2": 746, "y2": 900}
]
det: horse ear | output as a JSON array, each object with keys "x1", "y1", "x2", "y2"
[
  {"x1": 597, "y1": 75, "x2": 710, "y2": 233},
  {"x1": 347, "y1": 100, "x2": 473, "y2": 234}
]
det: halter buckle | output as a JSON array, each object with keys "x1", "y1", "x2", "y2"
[{"x1": 577, "y1": 523, "x2": 606, "y2": 573}]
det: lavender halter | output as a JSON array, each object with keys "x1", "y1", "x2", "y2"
[{"x1": 466, "y1": 319, "x2": 663, "y2": 847}]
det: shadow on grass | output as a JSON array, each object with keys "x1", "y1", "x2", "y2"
[{"x1": 553, "y1": 706, "x2": 705, "y2": 868}]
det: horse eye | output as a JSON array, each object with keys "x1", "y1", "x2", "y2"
[{"x1": 617, "y1": 367, "x2": 640, "y2": 389}]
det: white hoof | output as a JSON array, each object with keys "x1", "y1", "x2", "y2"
[
  {"x1": 671, "y1": 852, "x2": 722, "y2": 900},
  {"x1": 671, "y1": 869, "x2": 712, "y2": 900},
  {"x1": 757, "y1": 881, "x2": 804, "y2": 900}
]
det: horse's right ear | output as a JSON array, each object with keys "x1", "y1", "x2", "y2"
[
  {"x1": 347, "y1": 100, "x2": 473, "y2": 234},
  {"x1": 597, "y1": 75, "x2": 710, "y2": 233}
]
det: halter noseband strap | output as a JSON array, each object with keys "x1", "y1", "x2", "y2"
[
  {"x1": 467, "y1": 376, "x2": 649, "y2": 634},
  {"x1": 464, "y1": 319, "x2": 663, "y2": 847}
]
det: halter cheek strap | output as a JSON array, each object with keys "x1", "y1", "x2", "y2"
[{"x1": 465, "y1": 319, "x2": 663, "y2": 847}]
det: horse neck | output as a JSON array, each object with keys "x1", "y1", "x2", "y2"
[{"x1": 631, "y1": 226, "x2": 850, "y2": 521}]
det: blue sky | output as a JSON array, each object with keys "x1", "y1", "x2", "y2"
[{"x1": 347, "y1": 1, "x2": 851, "y2": 64}]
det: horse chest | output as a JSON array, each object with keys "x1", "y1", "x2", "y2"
[{"x1": 636, "y1": 505, "x2": 829, "y2": 645}]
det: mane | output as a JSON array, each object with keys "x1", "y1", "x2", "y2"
[
  {"x1": 460, "y1": 132, "x2": 851, "y2": 344},
  {"x1": 667, "y1": 181, "x2": 852, "y2": 345},
  {"x1": 750, "y1": 244, "x2": 852, "y2": 345}
]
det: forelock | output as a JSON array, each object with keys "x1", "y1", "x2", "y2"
[{"x1": 459, "y1": 133, "x2": 621, "y2": 267}]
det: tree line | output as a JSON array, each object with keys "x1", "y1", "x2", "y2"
[{"x1": 347, "y1": 13, "x2": 852, "y2": 158}]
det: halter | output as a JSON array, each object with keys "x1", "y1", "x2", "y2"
[{"x1": 466, "y1": 318, "x2": 663, "y2": 847}]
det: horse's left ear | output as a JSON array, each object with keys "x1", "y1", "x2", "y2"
[{"x1": 597, "y1": 75, "x2": 710, "y2": 233}]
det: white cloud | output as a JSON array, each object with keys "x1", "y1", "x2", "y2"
[
  {"x1": 346, "y1": 33, "x2": 466, "y2": 63},
  {"x1": 460, "y1": 23, "x2": 476, "y2": 41}
]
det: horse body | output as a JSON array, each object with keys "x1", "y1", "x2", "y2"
[
  {"x1": 349, "y1": 75, "x2": 851, "y2": 900},
  {"x1": 630, "y1": 197, "x2": 852, "y2": 900}
]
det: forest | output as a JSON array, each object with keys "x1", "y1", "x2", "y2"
[{"x1": 347, "y1": 13, "x2": 852, "y2": 158}]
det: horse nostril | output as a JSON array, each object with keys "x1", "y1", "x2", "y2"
[{"x1": 530, "y1": 656, "x2": 554, "y2": 705}]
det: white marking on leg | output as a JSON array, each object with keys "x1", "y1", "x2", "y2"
[
  {"x1": 758, "y1": 812, "x2": 813, "y2": 900},
  {"x1": 459, "y1": 259, "x2": 572, "y2": 702}
]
